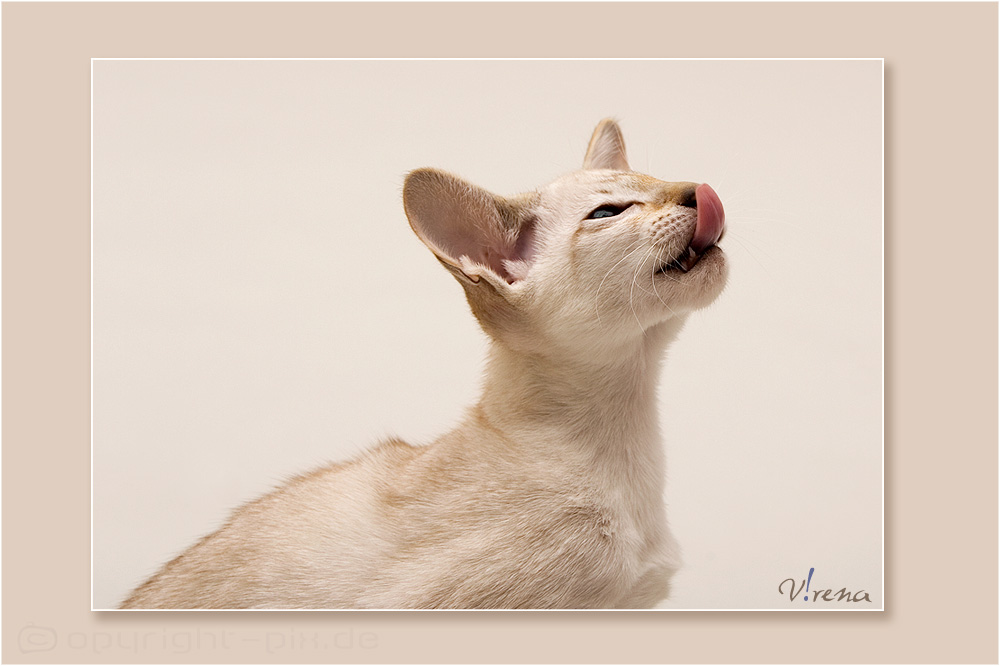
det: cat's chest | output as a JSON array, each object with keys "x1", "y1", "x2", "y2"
[{"x1": 511, "y1": 436, "x2": 669, "y2": 547}]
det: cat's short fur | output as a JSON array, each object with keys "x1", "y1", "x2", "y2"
[{"x1": 121, "y1": 119, "x2": 728, "y2": 609}]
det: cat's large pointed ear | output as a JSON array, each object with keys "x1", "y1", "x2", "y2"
[
  {"x1": 403, "y1": 168, "x2": 535, "y2": 286},
  {"x1": 583, "y1": 118, "x2": 630, "y2": 171}
]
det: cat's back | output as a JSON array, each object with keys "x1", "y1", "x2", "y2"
[
  {"x1": 120, "y1": 437, "x2": 424, "y2": 609},
  {"x1": 121, "y1": 430, "x2": 643, "y2": 609}
]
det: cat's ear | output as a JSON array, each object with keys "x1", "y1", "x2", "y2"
[
  {"x1": 583, "y1": 118, "x2": 630, "y2": 171},
  {"x1": 403, "y1": 168, "x2": 535, "y2": 286}
]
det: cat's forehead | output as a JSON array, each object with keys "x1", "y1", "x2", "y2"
[{"x1": 542, "y1": 170, "x2": 667, "y2": 198}]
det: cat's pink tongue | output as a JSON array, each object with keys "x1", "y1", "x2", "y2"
[{"x1": 691, "y1": 183, "x2": 726, "y2": 255}]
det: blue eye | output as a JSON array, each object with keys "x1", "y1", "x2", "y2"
[{"x1": 587, "y1": 204, "x2": 629, "y2": 220}]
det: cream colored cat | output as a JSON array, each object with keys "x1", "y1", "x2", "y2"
[{"x1": 121, "y1": 119, "x2": 728, "y2": 609}]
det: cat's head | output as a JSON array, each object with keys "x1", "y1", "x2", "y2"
[{"x1": 403, "y1": 119, "x2": 728, "y2": 359}]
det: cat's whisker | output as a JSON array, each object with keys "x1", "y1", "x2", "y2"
[
  {"x1": 595, "y1": 239, "x2": 648, "y2": 328},
  {"x1": 709, "y1": 155, "x2": 750, "y2": 198},
  {"x1": 725, "y1": 232, "x2": 772, "y2": 278},
  {"x1": 636, "y1": 247, "x2": 659, "y2": 295},
  {"x1": 595, "y1": 240, "x2": 646, "y2": 301},
  {"x1": 733, "y1": 214, "x2": 801, "y2": 231},
  {"x1": 654, "y1": 249, "x2": 686, "y2": 287},
  {"x1": 649, "y1": 248, "x2": 680, "y2": 318},
  {"x1": 728, "y1": 210, "x2": 794, "y2": 221},
  {"x1": 713, "y1": 191, "x2": 800, "y2": 230},
  {"x1": 633, "y1": 245, "x2": 661, "y2": 296},
  {"x1": 644, "y1": 243, "x2": 686, "y2": 288},
  {"x1": 726, "y1": 226, "x2": 773, "y2": 250},
  {"x1": 726, "y1": 228, "x2": 778, "y2": 262},
  {"x1": 627, "y1": 244, "x2": 655, "y2": 337}
]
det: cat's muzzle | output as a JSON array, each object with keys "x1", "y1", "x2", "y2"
[{"x1": 658, "y1": 183, "x2": 727, "y2": 273}]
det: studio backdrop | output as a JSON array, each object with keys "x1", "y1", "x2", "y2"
[{"x1": 92, "y1": 59, "x2": 883, "y2": 610}]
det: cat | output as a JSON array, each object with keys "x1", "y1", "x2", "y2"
[{"x1": 120, "y1": 119, "x2": 728, "y2": 609}]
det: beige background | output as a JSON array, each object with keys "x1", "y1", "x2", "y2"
[
  {"x1": 90, "y1": 58, "x2": 882, "y2": 611},
  {"x1": 3, "y1": 1, "x2": 996, "y2": 662}
]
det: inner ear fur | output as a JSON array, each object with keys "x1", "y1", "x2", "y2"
[
  {"x1": 403, "y1": 168, "x2": 536, "y2": 285},
  {"x1": 583, "y1": 118, "x2": 630, "y2": 171}
]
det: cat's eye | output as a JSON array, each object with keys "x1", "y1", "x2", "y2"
[{"x1": 586, "y1": 204, "x2": 630, "y2": 220}]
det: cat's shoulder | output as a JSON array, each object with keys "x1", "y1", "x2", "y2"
[{"x1": 233, "y1": 437, "x2": 421, "y2": 513}]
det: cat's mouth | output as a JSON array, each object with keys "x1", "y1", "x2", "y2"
[
  {"x1": 655, "y1": 183, "x2": 726, "y2": 274},
  {"x1": 657, "y1": 246, "x2": 711, "y2": 274}
]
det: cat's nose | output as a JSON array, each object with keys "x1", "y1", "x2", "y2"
[{"x1": 677, "y1": 186, "x2": 698, "y2": 209}]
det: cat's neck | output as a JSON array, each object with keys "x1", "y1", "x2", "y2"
[{"x1": 476, "y1": 318, "x2": 686, "y2": 457}]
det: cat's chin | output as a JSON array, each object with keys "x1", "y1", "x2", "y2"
[{"x1": 653, "y1": 246, "x2": 728, "y2": 311}]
